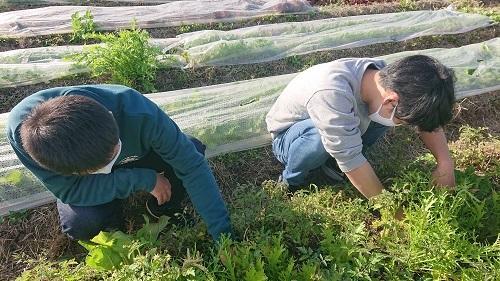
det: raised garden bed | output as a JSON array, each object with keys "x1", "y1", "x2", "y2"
[{"x1": 0, "y1": 0, "x2": 499, "y2": 280}]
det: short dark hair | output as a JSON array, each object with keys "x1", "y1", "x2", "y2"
[
  {"x1": 20, "y1": 95, "x2": 119, "y2": 175},
  {"x1": 379, "y1": 55, "x2": 456, "y2": 132}
]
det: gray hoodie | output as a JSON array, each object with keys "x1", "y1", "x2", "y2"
[{"x1": 265, "y1": 58, "x2": 386, "y2": 172}]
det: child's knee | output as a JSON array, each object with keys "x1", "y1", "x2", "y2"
[{"x1": 57, "y1": 200, "x2": 124, "y2": 241}]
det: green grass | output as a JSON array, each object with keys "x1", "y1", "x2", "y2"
[
  {"x1": 0, "y1": 209, "x2": 29, "y2": 225},
  {"x1": 17, "y1": 125, "x2": 500, "y2": 280},
  {"x1": 450, "y1": 0, "x2": 500, "y2": 23},
  {"x1": 399, "y1": 0, "x2": 418, "y2": 11}
]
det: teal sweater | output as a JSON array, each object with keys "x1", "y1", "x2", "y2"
[{"x1": 7, "y1": 85, "x2": 231, "y2": 240}]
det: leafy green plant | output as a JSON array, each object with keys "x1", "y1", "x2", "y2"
[
  {"x1": 17, "y1": 259, "x2": 98, "y2": 281},
  {"x1": 70, "y1": 10, "x2": 97, "y2": 43},
  {"x1": 78, "y1": 215, "x2": 169, "y2": 271},
  {"x1": 454, "y1": 168, "x2": 499, "y2": 243},
  {"x1": 217, "y1": 233, "x2": 321, "y2": 281},
  {"x1": 71, "y1": 24, "x2": 161, "y2": 93},
  {"x1": 381, "y1": 167, "x2": 500, "y2": 278},
  {"x1": 107, "y1": 248, "x2": 211, "y2": 281}
]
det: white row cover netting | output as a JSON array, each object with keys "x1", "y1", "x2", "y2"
[
  {"x1": 0, "y1": 10, "x2": 492, "y2": 88},
  {"x1": 167, "y1": 9, "x2": 492, "y2": 67},
  {"x1": 0, "y1": 0, "x2": 314, "y2": 38},
  {"x1": 2, "y1": 0, "x2": 178, "y2": 4},
  {"x1": 1, "y1": 39, "x2": 499, "y2": 215}
]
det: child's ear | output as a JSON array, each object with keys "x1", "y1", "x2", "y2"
[{"x1": 384, "y1": 91, "x2": 399, "y2": 104}]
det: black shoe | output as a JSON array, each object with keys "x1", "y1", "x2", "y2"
[
  {"x1": 320, "y1": 158, "x2": 346, "y2": 183},
  {"x1": 145, "y1": 196, "x2": 194, "y2": 227},
  {"x1": 277, "y1": 175, "x2": 302, "y2": 192}
]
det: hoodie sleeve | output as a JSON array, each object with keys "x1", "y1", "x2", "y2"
[
  {"x1": 7, "y1": 130, "x2": 157, "y2": 206},
  {"x1": 306, "y1": 89, "x2": 367, "y2": 172},
  {"x1": 139, "y1": 104, "x2": 232, "y2": 241}
]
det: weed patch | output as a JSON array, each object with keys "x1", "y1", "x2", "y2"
[
  {"x1": 18, "y1": 164, "x2": 500, "y2": 280},
  {"x1": 13, "y1": 115, "x2": 500, "y2": 280},
  {"x1": 450, "y1": 126, "x2": 500, "y2": 176},
  {"x1": 70, "y1": 11, "x2": 97, "y2": 43},
  {"x1": 70, "y1": 24, "x2": 161, "y2": 93}
]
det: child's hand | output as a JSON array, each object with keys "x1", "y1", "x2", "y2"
[
  {"x1": 150, "y1": 174, "x2": 172, "y2": 205},
  {"x1": 432, "y1": 163, "x2": 455, "y2": 189}
]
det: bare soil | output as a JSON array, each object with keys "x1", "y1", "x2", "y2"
[{"x1": 0, "y1": 0, "x2": 157, "y2": 13}]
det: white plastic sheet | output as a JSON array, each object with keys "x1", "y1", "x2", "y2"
[
  {"x1": 168, "y1": 9, "x2": 492, "y2": 67},
  {"x1": 0, "y1": 61, "x2": 89, "y2": 88},
  {"x1": 0, "y1": 40, "x2": 179, "y2": 64},
  {"x1": 1, "y1": 39, "x2": 499, "y2": 215},
  {"x1": 0, "y1": 45, "x2": 85, "y2": 63},
  {"x1": 0, "y1": 0, "x2": 314, "y2": 38},
  {"x1": 3, "y1": 0, "x2": 178, "y2": 4},
  {"x1": 0, "y1": 10, "x2": 492, "y2": 88}
]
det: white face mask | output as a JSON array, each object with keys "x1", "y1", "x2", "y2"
[
  {"x1": 368, "y1": 102, "x2": 400, "y2": 127},
  {"x1": 92, "y1": 139, "x2": 122, "y2": 174}
]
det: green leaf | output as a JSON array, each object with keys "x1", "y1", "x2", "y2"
[
  {"x1": 78, "y1": 240, "x2": 98, "y2": 252},
  {"x1": 0, "y1": 170, "x2": 23, "y2": 186},
  {"x1": 78, "y1": 231, "x2": 133, "y2": 270},
  {"x1": 244, "y1": 259, "x2": 267, "y2": 281},
  {"x1": 90, "y1": 231, "x2": 117, "y2": 247},
  {"x1": 85, "y1": 246, "x2": 123, "y2": 271},
  {"x1": 136, "y1": 215, "x2": 169, "y2": 246}
]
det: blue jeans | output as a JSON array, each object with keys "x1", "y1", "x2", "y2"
[
  {"x1": 57, "y1": 136, "x2": 206, "y2": 241},
  {"x1": 272, "y1": 119, "x2": 388, "y2": 186}
]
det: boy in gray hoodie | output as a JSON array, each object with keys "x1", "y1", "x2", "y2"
[{"x1": 266, "y1": 55, "x2": 456, "y2": 198}]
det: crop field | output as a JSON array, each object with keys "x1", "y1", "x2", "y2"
[{"x1": 0, "y1": 0, "x2": 499, "y2": 280}]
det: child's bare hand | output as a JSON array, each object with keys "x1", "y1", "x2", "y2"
[
  {"x1": 150, "y1": 174, "x2": 172, "y2": 205},
  {"x1": 432, "y1": 163, "x2": 455, "y2": 189}
]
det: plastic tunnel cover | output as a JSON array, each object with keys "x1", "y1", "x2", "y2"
[
  {"x1": 0, "y1": 0, "x2": 315, "y2": 38},
  {"x1": 171, "y1": 9, "x2": 492, "y2": 67},
  {"x1": 3, "y1": 0, "x2": 179, "y2": 4},
  {"x1": 0, "y1": 10, "x2": 492, "y2": 88}
]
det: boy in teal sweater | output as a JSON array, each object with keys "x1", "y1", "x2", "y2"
[{"x1": 7, "y1": 85, "x2": 232, "y2": 241}]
